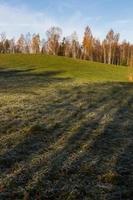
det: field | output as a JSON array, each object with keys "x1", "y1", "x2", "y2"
[{"x1": 0, "y1": 54, "x2": 133, "y2": 199}]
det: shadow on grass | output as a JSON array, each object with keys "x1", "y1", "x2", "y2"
[
  {"x1": 0, "y1": 82, "x2": 133, "y2": 200},
  {"x1": 0, "y1": 68, "x2": 70, "y2": 93}
]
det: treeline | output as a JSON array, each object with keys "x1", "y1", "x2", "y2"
[{"x1": 0, "y1": 26, "x2": 133, "y2": 66}]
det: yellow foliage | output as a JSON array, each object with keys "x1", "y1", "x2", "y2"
[{"x1": 128, "y1": 74, "x2": 133, "y2": 82}]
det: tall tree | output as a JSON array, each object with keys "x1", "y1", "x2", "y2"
[
  {"x1": 70, "y1": 32, "x2": 80, "y2": 59},
  {"x1": 46, "y1": 27, "x2": 62, "y2": 55},
  {"x1": 0, "y1": 32, "x2": 6, "y2": 53},
  {"x1": 63, "y1": 37, "x2": 72, "y2": 57},
  {"x1": 31, "y1": 34, "x2": 40, "y2": 53},
  {"x1": 82, "y1": 26, "x2": 93, "y2": 60},
  {"x1": 16, "y1": 34, "x2": 26, "y2": 53},
  {"x1": 25, "y1": 33, "x2": 31, "y2": 53},
  {"x1": 93, "y1": 39, "x2": 102, "y2": 62},
  {"x1": 106, "y1": 29, "x2": 119, "y2": 64}
]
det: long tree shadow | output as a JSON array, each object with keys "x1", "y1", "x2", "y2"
[
  {"x1": 0, "y1": 68, "x2": 70, "y2": 93},
  {"x1": 0, "y1": 82, "x2": 114, "y2": 171},
  {"x1": 26, "y1": 83, "x2": 132, "y2": 200},
  {"x1": 0, "y1": 82, "x2": 132, "y2": 199}
]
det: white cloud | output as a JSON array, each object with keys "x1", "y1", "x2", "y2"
[
  {"x1": 0, "y1": 3, "x2": 57, "y2": 38},
  {"x1": 0, "y1": 3, "x2": 103, "y2": 42},
  {"x1": 103, "y1": 19, "x2": 133, "y2": 42},
  {"x1": 0, "y1": 2, "x2": 133, "y2": 43}
]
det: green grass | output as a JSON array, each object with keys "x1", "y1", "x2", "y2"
[
  {"x1": 0, "y1": 54, "x2": 129, "y2": 83},
  {"x1": 0, "y1": 54, "x2": 132, "y2": 199}
]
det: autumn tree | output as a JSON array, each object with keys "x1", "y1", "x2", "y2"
[
  {"x1": 46, "y1": 27, "x2": 62, "y2": 55},
  {"x1": 93, "y1": 39, "x2": 102, "y2": 62},
  {"x1": 0, "y1": 26, "x2": 133, "y2": 67},
  {"x1": 41, "y1": 39, "x2": 47, "y2": 54},
  {"x1": 25, "y1": 33, "x2": 31, "y2": 53},
  {"x1": 4, "y1": 39, "x2": 10, "y2": 53},
  {"x1": 31, "y1": 34, "x2": 40, "y2": 53},
  {"x1": 127, "y1": 45, "x2": 133, "y2": 67},
  {"x1": 70, "y1": 32, "x2": 80, "y2": 59},
  {"x1": 105, "y1": 29, "x2": 120, "y2": 64},
  {"x1": 120, "y1": 41, "x2": 130, "y2": 66},
  {"x1": 16, "y1": 34, "x2": 26, "y2": 53},
  {"x1": 58, "y1": 37, "x2": 67, "y2": 56},
  {"x1": 0, "y1": 32, "x2": 6, "y2": 53},
  {"x1": 9, "y1": 38, "x2": 15, "y2": 53},
  {"x1": 63, "y1": 37, "x2": 72, "y2": 57},
  {"x1": 82, "y1": 26, "x2": 93, "y2": 60}
]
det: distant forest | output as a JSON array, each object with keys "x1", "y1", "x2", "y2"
[{"x1": 0, "y1": 26, "x2": 133, "y2": 66}]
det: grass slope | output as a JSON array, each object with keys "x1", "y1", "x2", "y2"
[
  {"x1": 0, "y1": 54, "x2": 129, "y2": 82},
  {"x1": 0, "y1": 54, "x2": 132, "y2": 199}
]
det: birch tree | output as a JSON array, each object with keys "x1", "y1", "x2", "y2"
[{"x1": 46, "y1": 27, "x2": 62, "y2": 55}]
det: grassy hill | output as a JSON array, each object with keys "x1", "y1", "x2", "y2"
[
  {"x1": 0, "y1": 54, "x2": 130, "y2": 83},
  {"x1": 0, "y1": 54, "x2": 132, "y2": 199}
]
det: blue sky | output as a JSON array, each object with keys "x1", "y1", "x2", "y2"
[{"x1": 0, "y1": 0, "x2": 133, "y2": 42}]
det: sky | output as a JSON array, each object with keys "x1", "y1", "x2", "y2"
[{"x1": 0, "y1": 0, "x2": 133, "y2": 42}]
